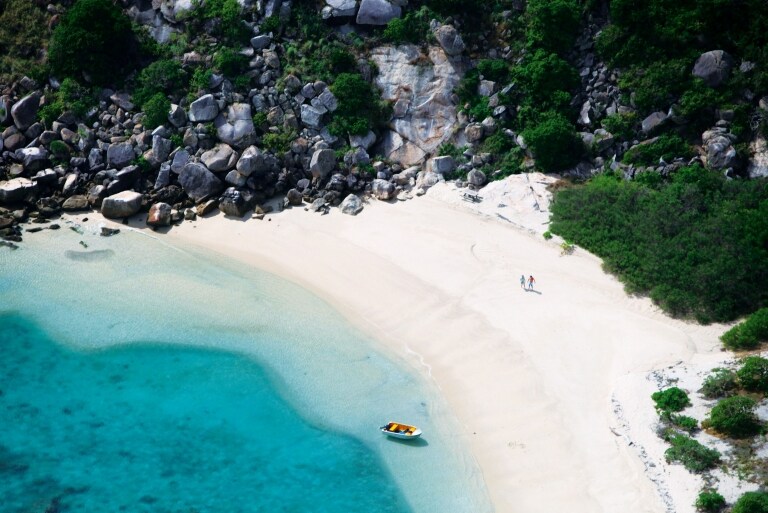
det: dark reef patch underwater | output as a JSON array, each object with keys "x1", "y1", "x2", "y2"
[{"x1": 0, "y1": 312, "x2": 410, "y2": 513}]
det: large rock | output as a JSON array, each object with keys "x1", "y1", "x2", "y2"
[
  {"x1": 356, "y1": 0, "x2": 401, "y2": 25},
  {"x1": 285, "y1": 188, "x2": 303, "y2": 206},
  {"x1": 179, "y1": 162, "x2": 224, "y2": 202},
  {"x1": 467, "y1": 169, "x2": 486, "y2": 187},
  {"x1": 748, "y1": 136, "x2": 768, "y2": 178},
  {"x1": 218, "y1": 187, "x2": 250, "y2": 217},
  {"x1": 188, "y1": 94, "x2": 219, "y2": 122},
  {"x1": 429, "y1": 156, "x2": 456, "y2": 174},
  {"x1": 323, "y1": 0, "x2": 357, "y2": 18},
  {"x1": 415, "y1": 170, "x2": 441, "y2": 190},
  {"x1": 201, "y1": 144, "x2": 238, "y2": 172},
  {"x1": 641, "y1": 111, "x2": 667, "y2": 133},
  {"x1": 310, "y1": 148, "x2": 336, "y2": 180},
  {"x1": 61, "y1": 195, "x2": 89, "y2": 211},
  {"x1": 215, "y1": 103, "x2": 255, "y2": 148},
  {"x1": 300, "y1": 104, "x2": 325, "y2": 129},
  {"x1": 236, "y1": 146, "x2": 267, "y2": 177},
  {"x1": 168, "y1": 103, "x2": 187, "y2": 127},
  {"x1": 703, "y1": 128, "x2": 737, "y2": 170},
  {"x1": 101, "y1": 191, "x2": 143, "y2": 219},
  {"x1": 371, "y1": 178, "x2": 395, "y2": 200},
  {"x1": 372, "y1": 45, "x2": 464, "y2": 166},
  {"x1": 0, "y1": 178, "x2": 37, "y2": 203},
  {"x1": 107, "y1": 142, "x2": 136, "y2": 169},
  {"x1": 434, "y1": 24, "x2": 465, "y2": 56},
  {"x1": 693, "y1": 50, "x2": 734, "y2": 88},
  {"x1": 147, "y1": 202, "x2": 172, "y2": 226},
  {"x1": 15, "y1": 147, "x2": 49, "y2": 172},
  {"x1": 340, "y1": 193, "x2": 363, "y2": 215},
  {"x1": 11, "y1": 92, "x2": 41, "y2": 131}
]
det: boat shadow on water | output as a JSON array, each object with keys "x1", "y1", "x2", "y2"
[{"x1": 384, "y1": 437, "x2": 429, "y2": 448}]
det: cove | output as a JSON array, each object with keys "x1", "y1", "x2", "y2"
[{"x1": 0, "y1": 313, "x2": 410, "y2": 512}]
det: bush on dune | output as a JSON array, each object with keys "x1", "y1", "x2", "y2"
[{"x1": 550, "y1": 166, "x2": 768, "y2": 323}]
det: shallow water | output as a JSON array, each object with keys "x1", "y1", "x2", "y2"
[
  {"x1": 0, "y1": 221, "x2": 491, "y2": 512},
  {"x1": 0, "y1": 313, "x2": 408, "y2": 513}
]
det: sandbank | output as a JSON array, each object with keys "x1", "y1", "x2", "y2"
[{"x1": 83, "y1": 174, "x2": 727, "y2": 512}]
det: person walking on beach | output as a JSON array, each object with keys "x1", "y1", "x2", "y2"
[
  {"x1": 520, "y1": 274, "x2": 526, "y2": 289},
  {"x1": 528, "y1": 275, "x2": 535, "y2": 290}
]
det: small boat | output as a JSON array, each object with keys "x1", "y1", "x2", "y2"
[{"x1": 380, "y1": 421, "x2": 422, "y2": 440}]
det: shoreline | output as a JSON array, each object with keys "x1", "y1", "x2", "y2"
[{"x1": 66, "y1": 179, "x2": 727, "y2": 512}]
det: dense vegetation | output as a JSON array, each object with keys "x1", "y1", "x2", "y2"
[
  {"x1": 664, "y1": 433, "x2": 720, "y2": 472},
  {"x1": 721, "y1": 309, "x2": 768, "y2": 350},
  {"x1": 706, "y1": 396, "x2": 761, "y2": 438},
  {"x1": 732, "y1": 492, "x2": 768, "y2": 513},
  {"x1": 0, "y1": 0, "x2": 48, "y2": 83},
  {"x1": 550, "y1": 166, "x2": 768, "y2": 322},
  {"x1": 48, "y1": 0, "x2": 138, "y2": 85},
  {"x1": 696, "y1": 490, "x2": 726, "y2": 513},
  {"x1": 652, "y1": 387, "x2": 691, "y2": 412}
]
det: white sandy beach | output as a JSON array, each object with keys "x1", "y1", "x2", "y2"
[{"x1": 79, "y1": 174, "x2": 730, "y2": 512}]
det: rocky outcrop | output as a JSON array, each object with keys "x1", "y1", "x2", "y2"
[
  {"x1": 340, "y1": 193, "x2": 363, "y2": 214},
  {"x1": 11, "y1": 92, "x2": 41, "y2": 131},
  {"x1": 748, "y1": 136, "x2": 768, "y2": 178},
  {"x1": 0, "y1": 178, "x2": 37, "y2": 204},
  {"x1": 101, "y1": 191, "x2": 143, "y2": 218},
  {"x1": 215, "y1": 103, "x2": 255, "y2": 148},
  {"x1": 189, "y1": 94, "x2": 220, "y2": 122},
  {"x1": 147, "y1": 202, "x2": 173, "y2": 226},
  {"x1": 372, "y1": 45, "x2": 464, "y2": 166},
  {"x1": 434, "y1": 24, "x2": 465, "y2": 56},
  {"x1": 179, "y1": 162, "x2": 224, "y2": 202},
  {"x1": 201, "y1": 144, "x2": 238, "y2": 172},
  {"x1": 693, "y1": 50, "x2": 734, "y2": 88},
  {"x1": 356, "y1": 0, "x2": 401, "y2": 25},
  {"x1": 702, "y1": 127, "x2": 737, "y2": 170}
]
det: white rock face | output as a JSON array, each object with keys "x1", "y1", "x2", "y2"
[
  {"x1": 356, "y1": 0, "x2": 400, "y2": 25},
  {"x1": 371, "y1": 45, "x2": 464, "y2": 166},
  {"x1": 748, "y1": 136, "x2": 768, "y2": 178}
]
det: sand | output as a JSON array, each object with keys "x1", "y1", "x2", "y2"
[{"x1": 81, "y1": 173, "x2": 730, "y2": 512}]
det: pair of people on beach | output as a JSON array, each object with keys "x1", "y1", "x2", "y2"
[{"x1": 520, "y1": 274, "x2": 535, "y2": 291}]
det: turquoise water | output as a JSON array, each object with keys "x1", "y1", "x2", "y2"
[
  {"x1": 0, "y1": 221, "x2": 491, "y2": 512},
  {"x1": 1, "y1": 313, "x2": 407, "y2": 512}
]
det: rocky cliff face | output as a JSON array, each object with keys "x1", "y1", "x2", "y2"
[{"x1": 0, "y1": 0, "x2": 766, "y2": 245}]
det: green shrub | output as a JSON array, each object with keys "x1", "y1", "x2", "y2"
[
  {"x1": 189, "y1": 68, "x2": 214, "y2": 96},
  {"x1": 189, "y1": 0, "x2": 250, "y2": 45},
  {"x1": 329, "y1": 73, "x2": 386, "y2": 137},
  {"x1": 482, "y1": 132, "x2": 516, "y2": 155},
  {"x1": 513, "y1": 49, "x2": 579, "y2": 106},
  {"x1": 652, "y1": 387, "x2": 691, "y2": 412},
  {"x1": 142, "y1": 93, "x2": 170, "y2": 130},
  {"x1": 49, "y1": 140, "x2": 71, "y2": 161},
  {"x1": 618, "y1": 59, "x2": 690, "y2": 113},
  {"x1": 262, "y1": 129, "x2": 297, "y2": 154},
  {"x1": 525, "y1": 0, "x2": 580, "y2": 54},
  {"x1": 708, "y1": 396, "x2": 761, "y2": 438},
  {"x1": 382, "y1": 7, "x2": 432, "y2": 45},
  {"x1": 0, "y1": 0, "x2": 48, "y2": 83},
  {"x1": 696, "y1": 490, "x2": 726, "y2": 513},
  {"x1": 623, "y1": 134, "x2": 693, "y2": 166},
  {"x1": 38, "y1": 78, "x2": 96, "y2": 126},
  {"x1": 477, "y1": 59, "x2": 510, "y2": 83},
  {"x1": 522, "y1": 112, "x2": 583, "y2": 172},
  {"x1": 701, "y1": 368, "x2": 738, "y2": 399},
  {"x1": 133, "y1": 59, "x2": 186, "y2": 107},
  {"x1": 549, "y1": 165, "x2": 768, "y2": 322},
  {"x1": 676, "y1": 80, "x2": 725, "y2": 130},
  {"x1": 601, "y1": 112, "x2": 638, "y2": 140},
  {"x1": 737, "y1": 356, "x2": 768, "y2": 393},
  {"x1": 543, "y1": 231, "x2": 553, "y2": 240},
  {"x1": 261, "y1": 15, "x2": 281, "y2": 34},
  {"x1": 670, "y1": 414, "x2": 699, "y2": 432},
  {"x1": 722, "y1": 308, "x2": 768, "y2": 350},
  {"x1": 213, "y1": 48, "x2": 249, "y2": 78},
  {"x1": 438, "y1": 143, "x2": 465, "y2": 160},
  {"x1": 48, "y1": 0, "x2": 137, "y2": 85},
  {"x1": 732, "y1": 492, "x2": 768, "y2": 513},
  {"x1": 664, "y1": 434, "x2": 720, "y2": 472}
]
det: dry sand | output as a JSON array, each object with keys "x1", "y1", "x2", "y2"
[{"x1": 89, "y1": 173, "x2": 730, "y2": 512}]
